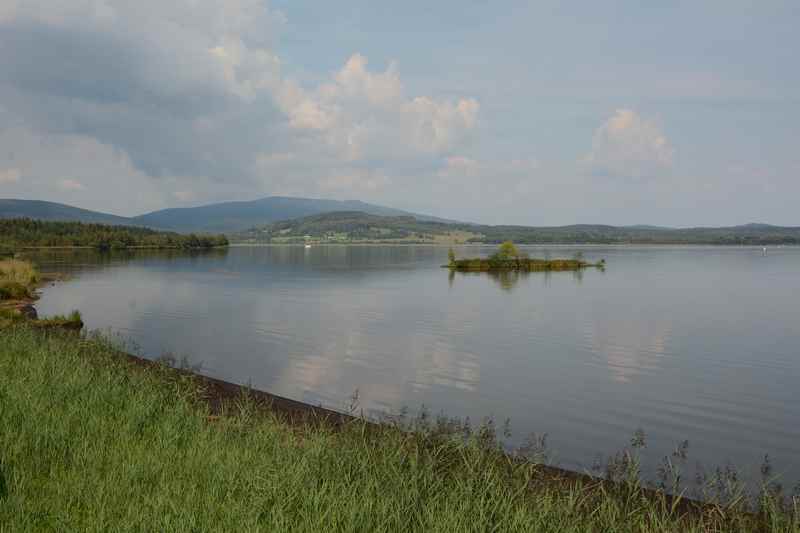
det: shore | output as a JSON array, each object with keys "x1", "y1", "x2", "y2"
[{"x1": 1, "y1": 326, "x2": 798, "y2": 531}]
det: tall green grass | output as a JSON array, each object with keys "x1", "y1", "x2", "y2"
[
  {"x1": 0, "y1": 259, "x2": 40, "y2": 287},
  {"x1": 0, "y1": 327, "x2": 797, "y2": 532}
]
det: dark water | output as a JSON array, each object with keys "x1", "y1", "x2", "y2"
[{"x1": 33, "y1": 245, "x2": 800, "y2": 486}]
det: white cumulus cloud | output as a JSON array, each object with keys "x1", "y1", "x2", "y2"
[
  {"x1": 0, "y1": 1, "x2": 479, "y2": 211},
  {"x1": 585, "y1": 109, "x2": 674, "y2": 180},
  {"x1": 276, "y1": 54, "x2": 480, "y2": 162}
]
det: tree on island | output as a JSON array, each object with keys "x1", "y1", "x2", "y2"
[
  {"x1": 448, "y1": 247, "x2": 456, "y2": 266},
  {"x1": 488, "y1": 241, "x2": 528, "y2": 268},
  {"x1": 495, "y1": 241, "x2": 521, "y2": 260}
]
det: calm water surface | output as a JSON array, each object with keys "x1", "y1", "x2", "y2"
[{"x1": 33, "y1": 245, "x2": 800, "y2": 485}]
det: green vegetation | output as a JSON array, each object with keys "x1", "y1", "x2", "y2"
[
  {"x1": 0, "y1": 259, "x2": 39, "y2": 302},
  {"x1": 238, "y1": 211, "x2": 479, "y2": 244},
  {"x1": 0, "y1": 258, "x2": 40, "y2": 286},
  {"x1": 28, "y1": 309, "x2": 84, "y2": 330},
  {"x1": 0, "y1": 218, "x2": 229, "y2": 251},
  {"x1": 235, "y1": 211, "x2": 800, "y2": 245},
  {"x1": 0, "y1": 260, "x2": 83, "y2": 330},
  {"x1": 0, "y1": 197, "x2": 450, "y2": 233},
  {"x1": 448, "y1": 241, "x2": 605, "y2": 272},
  {"x1": 0, "y1": 327, "x2": 797, "y2": 531},
  {"x1": 0, "y1": 307, "x2": 23, "y2": 327},
  {"x1": 0, "y1": 282, "x2": 30, "y2": 301}
]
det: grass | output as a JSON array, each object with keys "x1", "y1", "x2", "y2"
[
  {"x1": 0, "y1": 307, "x2": 24, "y2": 328},
  {"x1": 0, "y1": 259, "x2": 40, "y2": 287},
  {"x1": 0, "y1": 282, "x2": 30, "y2": 301},
  {"x1": 0, "y1": 258, "x2": 82, "y2": 330},
  {"x1": 27, "y1": 310, "x2": 84, "y2": 330},
  {"x1": 0, "y1": 327, "x2": 798, "y2": 532},
  {"x1": 0, "y1": 259, "x2": 39, "y2": 302}
]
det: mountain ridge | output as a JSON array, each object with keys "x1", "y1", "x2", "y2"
[
  {"x1": 2, "y1": 198, "x2": 799, "y2": 243},
  {"x1": 237, "y1": 210, "x2": 800, "y2": 245},
  {"x1": 132, "y1": 196, "x2": 456, "y2": 232},
  {"x1": 0, "y1": 197, "x2": 454, "y2": 233}
]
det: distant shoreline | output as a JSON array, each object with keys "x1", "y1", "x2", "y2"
[{"x1": 228, "y1": 242, "x2": 799, "y2": 247}]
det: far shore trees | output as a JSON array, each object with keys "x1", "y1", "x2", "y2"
[{"x1": 0, "y1": 218, "x2": 229, "y2": 251}]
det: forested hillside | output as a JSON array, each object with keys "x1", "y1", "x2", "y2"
[
  {"x1": 236, "y1": 211, "x2": 800, "y2": 245},
  {"x1": 132, "y1": 196, "x2": 454, "y2": 232},
  {"x1": 0, "y1": 199, "x2": 135, "y2": 226},
  {"x1": 0, "y1": 197, "x2": 451, "y2": 233},
  {"x1": 0, "y1": 219, "x2": 228, "y2": 251}
]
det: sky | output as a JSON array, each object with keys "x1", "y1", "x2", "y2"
[{"x1": 1, "y1": 1, "x2": 799, "y2": 226}]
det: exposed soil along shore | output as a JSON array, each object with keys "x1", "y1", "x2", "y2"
[{"x1": 122, "y1": 350, "x2": 356, "y2": 428}]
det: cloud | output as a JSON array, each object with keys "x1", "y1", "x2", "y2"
[
  {"x1": 59, "y1": 179, "x2": 85, "y2": 191},
  {"x1": 0, "y1": 167, "x2": 21, "y2": 184},
  {"x1": 0, "y1": 1, "x2": 479, "y2": 212},
  {"x1": 584, "y1": 109, "x2": 674, "y2": 180},
  {"x1": 277, "y1": 54, "x2": 479, "y2": 162}
]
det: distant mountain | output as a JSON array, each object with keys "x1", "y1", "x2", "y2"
[
  {"x1": 237, "y1": 211, "x2": 800, "y2": 245},
  {"x1": 131, "y1": 196, "x2": 454, "y2": 232},
  {"x1": 3, "y1": 198, "x2": 799, "y2": 244},
  {"x1": 0, "y1": 197, "x2": 453, "y2": 233},
  {"x1": 0, "y1": 199, "x2": 135, "y2": 226}
]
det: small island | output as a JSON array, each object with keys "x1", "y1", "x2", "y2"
[{"x1": 446, "y1": 241, "x2": 605, "y2": 272}]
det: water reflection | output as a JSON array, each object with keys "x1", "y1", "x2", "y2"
[
  {"x1": 587, "y1": 316, "x2": 673, "y2": 383},
  {"x1": 27, "y1": 247, "x2": 229, "y2": 274},
  {"x1": 448, "y1": 268, "x2": 588, "y2": 291}
]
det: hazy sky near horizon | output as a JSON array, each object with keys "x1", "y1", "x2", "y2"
[{"x1": 1, "y1": 1, "x2": 799, "y2": 226}]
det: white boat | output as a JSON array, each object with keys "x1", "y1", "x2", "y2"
[{"x1": 304, "y1": 244, "x2": 311, "y2": 249}]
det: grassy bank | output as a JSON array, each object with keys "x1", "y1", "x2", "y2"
[
  {"x1": 1, "y1": 328, "x2": 797, "y2": 531},
  {"x1": 0, "y1": 258, "x2": 39, "y2": 307},
  {"x1": 0, "y1": 259, "x2": 83, "y2": 330}
]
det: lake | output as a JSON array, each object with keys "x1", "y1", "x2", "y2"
[{"x1": 32, "y1": 245, "x2": 800, "y2": 488}]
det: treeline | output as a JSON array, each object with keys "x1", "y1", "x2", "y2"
[
  {"x1": 240, "y1": 211, "x2": 441, "y2": 242},
  {"x1": 234, "y1": 211, "x2": 800, "y2": 245},
  {"x1": 472, "y1": 226, "x2": 800, "y2": 245},
  {"x1": 0, "y1": 218, "x2": 229, "y2": 251}
]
